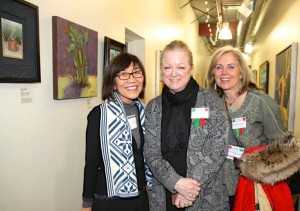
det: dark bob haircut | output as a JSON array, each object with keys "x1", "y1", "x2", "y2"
[{"x1": 102, "y1": 52, "x2": 146, "y2": 101}]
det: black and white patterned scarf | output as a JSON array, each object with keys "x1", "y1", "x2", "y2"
[{"x1": 100, "y1": 92, "x2": 152, "y2": 197}]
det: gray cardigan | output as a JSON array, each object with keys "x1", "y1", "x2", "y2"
[
  {"x1": 144, "y1": 87, "x2": 230, "y2": 211},
  {"x1": 223, "y1": 89, "x2": 286, "y2": 196}
]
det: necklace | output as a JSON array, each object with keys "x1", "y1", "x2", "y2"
[
  {"x1": 225, "y1": 95, "x2": 239, "y2": 113},
  {"x1": 225, "y1": 91, "x2": 248, "y2": 113}
]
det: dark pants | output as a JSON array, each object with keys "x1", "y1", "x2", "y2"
[{"x1": 92, "y1": 188, "x2": 149, "y2": 211}]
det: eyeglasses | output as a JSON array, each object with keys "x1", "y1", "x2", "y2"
[
  {"x1": 214, "y1": 64, "x2": 237, "y2": 72},
  {"x1": 116, "y1": 69, "x2": 143, "y2": 80}
]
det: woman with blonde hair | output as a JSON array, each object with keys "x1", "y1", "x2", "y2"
[
  {"x1": 206, "y1": 45, "x2": 289, "y2": 209},
  {"x1": 144, "y1": 40, "x2": 230, "y2": 211}
]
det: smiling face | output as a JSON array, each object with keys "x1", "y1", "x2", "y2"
[
  {"x1": 161, "y1": 49, "x2": 193, "y2": 93},
  {"x1": 114, "y1": 62, "x2": 144, "y2": 104},
  {"x1": 214, "y1": 52, "x2": 242, "y2": 94}
]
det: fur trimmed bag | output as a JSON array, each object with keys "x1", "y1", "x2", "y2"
[{"x1": 238, "y1": 136, "x2": 300, "y2": 185}]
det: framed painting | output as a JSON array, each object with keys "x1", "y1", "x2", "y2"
[
  {"x1": 259, "y1": 61, "x2": 269, "y2": 93},
  {"x1": 274, "y1": 43, "x2": 298, "y2": 131},
  {"x1": 252, "y1": 69, "x2": 258, "y2": 84},
  {"x1": 155, "y1": 50, "x2": 163, "y2": 96},
  {"x1": 0, "y1": 0, "x2": 40, "y2": 83},
  {"x1": 103, "y1": 36, "x2": 126, "y2": 71},
  {"x1": 52, "y1": 16, "x2": 98, "y2": 100}
]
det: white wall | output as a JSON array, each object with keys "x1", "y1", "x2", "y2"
[
  {"x1": 251, "y1": 0, "x2": 300, "y2": 138},
  {"x1": 0, "y1": 0, "x2": 206, "y2": 210}
]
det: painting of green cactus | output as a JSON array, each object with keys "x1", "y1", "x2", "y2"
[{"x1": 52, "y1": 16, "x2": 98, "y2": 100}]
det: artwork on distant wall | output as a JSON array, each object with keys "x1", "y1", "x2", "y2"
[
  {"x1": 155, "y1": 50, "x2": 163, "y2": 96},
  {"x1": 52, "y1": 16, "x2": 98, "y2": 100},
  {"x1": 103, "y1": 36, "x2": 126, "y2": 72},
  {"x1": 202, "y1": 73, "x2": 207, "y2": 88},
  {"x1": 259, "y1": 61, "x2": 269, "y2": 93},
  {"x1": 274, "y1": 43, "x2": 298, "y2": 131},
  {"x1": 252, "y1": 69, "x2": 258, "y2": 84},
  {"x1": 0, "y1": 0, "x2": 40, "y2": 83}
]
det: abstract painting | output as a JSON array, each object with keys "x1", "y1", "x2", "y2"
[{"x1": 274, "y1": 43, "x2": 298, "y2": 131}]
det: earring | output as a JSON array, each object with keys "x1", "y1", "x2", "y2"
[{"x1": 214, "y1": 83, "x2": 217, "y2": 90}]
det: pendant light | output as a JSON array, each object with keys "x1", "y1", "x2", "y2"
[{"x1": 218, "y1": 21, "x2": 232, "y2": 40}]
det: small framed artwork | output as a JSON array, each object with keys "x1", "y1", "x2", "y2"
[
  {"x1": 155, "y1": 50, "x2": 163, "y2": 96},
  {"x1": 103, "y1": 36, "x2": 126, "y2": 71},
  {"x1": 0, "y1": 0, "x2": 40, "y2": 83},
  {"x1": 52, "y1": 16, "x2": 98, "y2": 100},
  {"x1": 252, "y1": 69, "x2": 258, "y2": 84},
  {"x1": 259, "y1": 61, "x2": 269, "y2": 93},
  {"x1": 274, "y1": 42, "x2": 298, "y2": 131}
]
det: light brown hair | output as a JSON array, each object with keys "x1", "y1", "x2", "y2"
[{"x1": 206, "y1": 45, "x2": 257, "y2": 96}]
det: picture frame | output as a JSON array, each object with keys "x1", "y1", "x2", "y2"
[
  {"x1": 274, "y1": 42, "x2": 298, "y2": 131},
  {"x1": 0, "y1": 0, "x2": 40, "y2": 83},
  {"x1": 252, "y1": 69, "x2": 258, "y2": 84},
  {"x1": 155, "y1": 50, "x2": 163, "y2": 96},
  {"x1": 52, "y1": 16, "x2": 98, "y2": 100},
  {"x1": 259, "y1": 61, "x2": 269, "y2": 93},
  {"x1": 103, "y1": 36, "x2": 126, "y2": 71}
]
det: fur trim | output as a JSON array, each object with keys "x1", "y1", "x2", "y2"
[{"x1": 238, "y1": 136, "x2": 300, "y2": 184}]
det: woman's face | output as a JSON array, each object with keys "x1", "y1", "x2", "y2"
[
  {"x1": 114, "y1": 62, "x2": 144, "y2": 104},
  {"x1": 213, "y1": 52, "x2": 242, "y2": 93},
  {"x1": 161, "y1": 49, "x2": 193, "y2": 93}
]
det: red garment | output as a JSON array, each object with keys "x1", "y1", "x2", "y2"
[{"x1": 233, "y1": 146, "x2": 295, "y2": 211}]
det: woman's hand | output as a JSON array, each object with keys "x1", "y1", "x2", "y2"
[
  {"x1": 81, "y1": 207, "x2": 92, "y2": 211},
  {"x1": 174, "y1": 178, "x2": 201, "y2": 200},
  {"x1": 172, "y1": 193, "x2": 194, "y2": 208}
]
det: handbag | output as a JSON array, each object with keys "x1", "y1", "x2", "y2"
[{"x1": 286, "y1": 171, "x2": 300, "y2": 194}]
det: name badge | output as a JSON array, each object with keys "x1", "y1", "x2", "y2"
[
  {"x1": 191, "y1": 107, "x2": 210, "y2": 119},
  {"x1": 127, "y1": 115, "x2": 137, "y2": 130},
  {"x1": 227, "y1": 145, "x2": 245, "y2": 160},
  {"x1": 232, "y1": 117, "x2": 246, "y2": 129}
]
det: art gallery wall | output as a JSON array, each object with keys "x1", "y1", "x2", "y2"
[
  {"x1": 251, "y1": 0, "x2": 300, "y2": 138},
  {"x1": 0, "y1": 0, "x2": 206, "y2": 210},
  {"x1": 1, "y1": 0, "x2": 300, "y2": 210}
]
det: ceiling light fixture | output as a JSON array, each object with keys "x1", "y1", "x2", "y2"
[
  {"x1": 218, "y1": 22, "x2": 232, "y2": 40},
  {"x1": 244, "y1": 36, "x2": 255, "y2": 54},
  {"x1": 244, "y1": 42, "x2": 253, "y2": 54}
]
